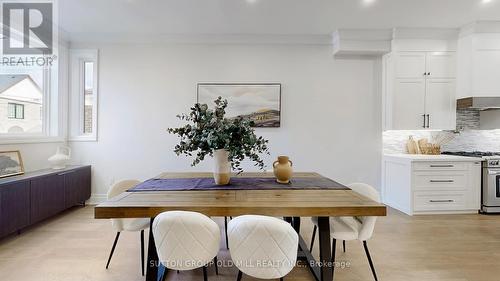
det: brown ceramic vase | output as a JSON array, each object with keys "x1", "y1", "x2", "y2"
[{"x1": 273, "y1": 156, "x2": 293, "y2": 184}]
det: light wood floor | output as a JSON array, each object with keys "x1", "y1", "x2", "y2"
[{"x1": 0, "y1": 206, "x2": 499, "y2": 281}]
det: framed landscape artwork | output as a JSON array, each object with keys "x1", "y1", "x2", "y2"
[
  {"x1": 0, "y1": 150, "x2": 24, "y2": 178},
  {"x1": 197, "y1": 83, "x2": 281, "y2": 127}
]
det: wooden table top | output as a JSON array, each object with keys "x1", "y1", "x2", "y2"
[{"x1": 94, "y1": 172, "x2": 387, "y2": 219}]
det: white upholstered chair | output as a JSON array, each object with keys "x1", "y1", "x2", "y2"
[
  {"x1": 309, "y1": 183, "x2": 381, "y2": 281},
  {"x1": 228, "y1": 215, "x2": 298, "y2": 281},
  {"x1": 152, "y1": 211, "x2": 221, "y2": 281},
  {"x1": 105, "y1": 180, "x2": 150, "y2": 275}
]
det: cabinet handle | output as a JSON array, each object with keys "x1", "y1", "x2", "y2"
[
  {"x1": 429, "y1": 199, "x2": 454, "y2": 203},
  {"x1": 423, "y1": 72, "x2": 427, "y2": 76},
  {"x1": 430, "y1": 180, "x2": 454, "y2": 183},
  {"x1": 422, "y1": 114, "x2": 426, "y2": 128},
  {"x1": 430, "y1": 165, "x2": 454, "y2": 168},
  {"x1": 426, "y1": 114, "x2": 430, "y2": 128},
  {"x1": 427, "y1": 72, "x2": 431, "y2": 76}
]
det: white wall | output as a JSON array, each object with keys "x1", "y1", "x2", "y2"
[
  {"x1": 0, "y1": 142, "x2": 62, "y2": 171},
  {"x1": 67, "y1": 43, "x2": 382, "y2": 202}
]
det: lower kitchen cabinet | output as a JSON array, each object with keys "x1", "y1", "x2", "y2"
[
  {"x1": 0, "y1": 165, "x2": 91, "y2": 239},
  {"x1": 382, "y1": 155, "x2": 481, "y2": 215}
]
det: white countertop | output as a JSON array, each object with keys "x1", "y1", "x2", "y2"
[{"x1": 384, "y1": 153, "x2": 483, "y2": 162}]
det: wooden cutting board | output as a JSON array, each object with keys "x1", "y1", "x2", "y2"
[{"x1": 407, "y1": 136, "x2": 419, "y2": 154}]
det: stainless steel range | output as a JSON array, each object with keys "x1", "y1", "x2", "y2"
[
  {"x1": 482, "y1": 156, "x2": 500, "y2": 213},
  {"x1": 443, "y1": 151, "x2": 500, "y2": 213}
]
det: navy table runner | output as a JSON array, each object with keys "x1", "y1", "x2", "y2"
[{"x1": 128, "y1": 176, "x2": 348, "y2": 192}]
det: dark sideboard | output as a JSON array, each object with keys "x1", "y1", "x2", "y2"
[{"x1": 0, "y1": 165, "x2": 91, "y2": 239}]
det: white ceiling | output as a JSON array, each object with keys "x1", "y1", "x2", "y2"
[{"x1": 59, "y1": 0, "x2": 500, "y2": 40}]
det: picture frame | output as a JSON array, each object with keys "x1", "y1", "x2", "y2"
[
  {"x1": 0, "y1": 150, "x2": 25, "y2": 178},
  {"x1": 197, "y1": 83, "x2": 281, "y2": 128}
]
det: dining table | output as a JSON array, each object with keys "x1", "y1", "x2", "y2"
[{"x1": 94, "y1": 172, "x2": 387, "y2": 281}]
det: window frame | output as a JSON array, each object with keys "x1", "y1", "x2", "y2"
[
  {"x1": 16, "y1": 103, "x2": 24, "y2": 119},
  {"x1": 69, "y1": 49, "x2": 98, "y2": 142},
  {"x1": 0, "y1": 62, "x2": 54, "y2": 141},
  {"x1": 7, "y1": 103, "x2": 16, "y2": 119},
  {"x1": 7, "y1": 103, "x2": 25, "y2": 119},
  {"x1": 0, "y1": 20, "x2": 63, "y2": 144}
]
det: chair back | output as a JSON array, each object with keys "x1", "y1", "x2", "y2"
[
  {"x1": 228, "y1": 215, "x2": 298, "y2": 279},
  {"x1": 348, "y1": 183, "x2": 381, "y2": 241},
  {"x1": 152, "y1": 211, "x2": 220, "y2": 270},
  {"x1": 107, "y1": 180, "x2": 142, "y2": 231},
  {"x1": 107, "y1": 180, "x2": 141, "y2": 199}
]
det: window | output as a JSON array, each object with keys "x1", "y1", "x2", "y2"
[
  {"x1": 69, "y1": 49, "x2": 98, "y2": 141},
  {"x1": 7, "y1": 103, "x2": 16, "y2": 118},
  {"x1": 0, "y1": 67, "x2": 47, "y2": 136},
  {"x1": 83, "y1": 62, "x2": 94, "y2": 134},
  {"x1": 0, "y1": 34, "x2": 60, "y2": 143},
  {"x1": 8, "y1": 103, "x2": 24, "y2": 119}
]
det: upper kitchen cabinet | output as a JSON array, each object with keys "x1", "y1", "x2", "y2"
[
  {"x1": 391, "y1": 78, "x2": 426, "y2": 129},
  {"x1": 384, "y1": 50, "x2": 457, "y2": 130},
  {"x1": 395, "y1": 52, "x2": 456, "y2": 79},
  {"x1": 426, "y1": 52, "x2": 456, "y2": 79},
  {"x1": 457, "y1": 22, "x2": 500, "y2": 98},
  {"x1": 425, "y1": 79, "x2": 456, "y2": 129},
  {"x1": 395, "y1": 52, "x2": 426, "y2": 78}
]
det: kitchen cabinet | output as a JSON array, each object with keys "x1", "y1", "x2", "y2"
[
  {"x1": 457, "y1": 33, "x2": 500, "y2": 98},
  {"x1": 0, "y1": 166, "x2": 91, "y2": 239},
  {"x1": 425, "y1": 52, "x2": 456, "y2": 79},
  {"x1": 425, "y1": 79, "x2": 456, "y2": 129},
  {"x1": 395, "y1": 52, "x2": 426, "y2": 78},
  {"x1": 384, "y1": 51, "x2": 456, "y2": 130},
  {"x1": 382, "y1": 155, "x2": 481, "y2": 215},
  {"x1": 473, "y1": 49, "x2": 500, "y2": 95},
  {"x1": 392, "y1": 79, "x2": 426, "y2": 129}
]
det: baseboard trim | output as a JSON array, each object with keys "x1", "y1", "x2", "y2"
[{"x1": 87, "y1": 193, "x2": 107, "y2": 205}]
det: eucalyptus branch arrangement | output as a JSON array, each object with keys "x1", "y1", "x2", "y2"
[{"x1": 167, "y1": 97, "x2": 270, "y2": 173}]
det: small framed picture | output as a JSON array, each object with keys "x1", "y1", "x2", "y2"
[
  {"x1": 0, "y1": 151, "x2": 25, "y2": 178},
  {"x1": 197, "y1": 83, "x2": 281, "y2": 127}
]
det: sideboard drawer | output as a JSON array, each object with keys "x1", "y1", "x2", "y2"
[
  {"x1": 413, "y1": 162, "x2": 467, "y2": 171},
  {"x1": 414, "y1": 173, "x2": 467, "y2": 191},
  {"x1": 414, "y1": 191, "x2": 466, "y2": 212}
]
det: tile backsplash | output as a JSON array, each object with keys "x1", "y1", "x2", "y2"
[
  {"x1": 456, "y1": 109, "x2": 480, "y2": 130},
  {"x1": 383, "y1": 129, "x2": 500, "y2": 154}
]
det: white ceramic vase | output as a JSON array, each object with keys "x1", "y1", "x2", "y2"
[
  {"x1": 48, "y1": 146, "x2": 72, "y2": 170},
  {"x1": 213, "y1": 149, "x2": 231, "y2": 185}
]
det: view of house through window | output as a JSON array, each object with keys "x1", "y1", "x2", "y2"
[
  {"x1": 0, "y1": 69, "x2": 44, "y2": 134},
  {"x1": 8, "y1": 103, "x2": 25, "y2": 119},
  {"x1": 84, "y1": 62, "x2": 94, "y2": 134}
]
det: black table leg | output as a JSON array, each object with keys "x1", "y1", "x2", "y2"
[
  {"x1": 296, "y1": 216, "x2": 333, "y2": 281},
  {"x1": 318, "y1": 217, "x2": 333, "y2": 281},
  {"x1": 292, "y1": 217, "x2": 301, "y2": 233},
  {"x1": 145, "y1": 218, "x2": 160, "y2": 281}
]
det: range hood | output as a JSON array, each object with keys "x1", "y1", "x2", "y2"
[{"x1": 457, "y1": 97, "x2": 500, "y2": 110}]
